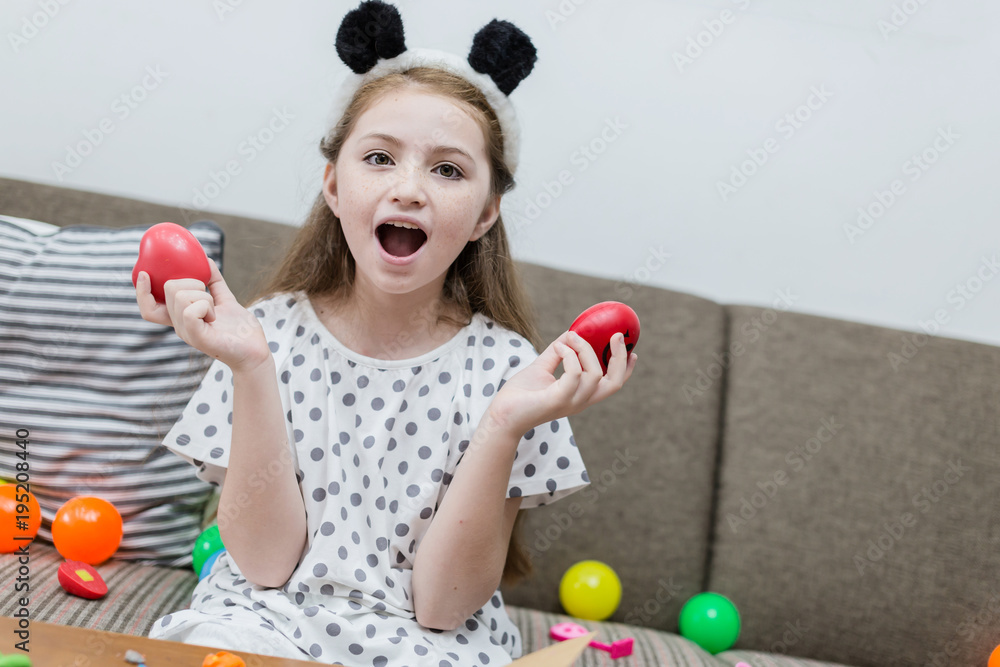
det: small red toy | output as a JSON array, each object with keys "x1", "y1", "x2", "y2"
[
  {"x1": 57, "y1": 560, "x2": 108, "y2": 599},
  {"x1": 569, "y1": 302, "x2": 640, "y2": 374},
  {"x1": 132, "y1": 222, "x2": 211, "y2": 304}
]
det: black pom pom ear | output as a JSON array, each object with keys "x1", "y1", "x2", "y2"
[
  {"x1": 335, "y1": 0, "x2": 407, "y2": 74},
  {"x1": 468, "y1": 19, "x2": 537, "y2": 96}
]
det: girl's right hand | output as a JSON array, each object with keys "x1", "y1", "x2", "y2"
[
  {"x1": 488, "y1": 329, "x2": 637, "y2": 438},
  {"x1": 134, "y1": 257, "x2": 271, "y2": 373}
]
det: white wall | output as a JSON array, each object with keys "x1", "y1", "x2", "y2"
[{"x1": 3, "y1": 0, "x2": 998, "y2": 347}]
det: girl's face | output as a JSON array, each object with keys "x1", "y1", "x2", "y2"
[{"x1": 323, "y1": 87, "x2": 500, "y2": 302}]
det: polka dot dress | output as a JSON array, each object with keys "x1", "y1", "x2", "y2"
[{"x1": 148, "y1": 291, "x2": 590, "y2": 665}]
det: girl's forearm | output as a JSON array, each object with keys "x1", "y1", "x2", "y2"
[
  {"x1": 218, "y1": 355, "x2": 307, "y2": 588},
  {"x1": 411, "y1": 408, "x2": 522, "y2": 630}
]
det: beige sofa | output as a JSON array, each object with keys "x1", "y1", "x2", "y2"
[{"x1": 1, "y1": 176, "x2": 998, "y2": 667}]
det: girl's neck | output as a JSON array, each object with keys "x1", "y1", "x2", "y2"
[{"x1": 310, "y1": 291, "x2": 467, "y2": 361}]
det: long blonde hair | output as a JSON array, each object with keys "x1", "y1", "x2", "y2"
[{"x1": 248, "y1": 67, "x2": 539, "y2": 583}]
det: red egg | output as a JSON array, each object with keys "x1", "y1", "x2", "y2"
[
  {"x1": 569, "y1": 302, "x2": 640, "y2": 374},
  {"x1": 132, "y1": 222, "x2": 211, "y2": 304}
]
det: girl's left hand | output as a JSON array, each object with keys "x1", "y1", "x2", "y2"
[{"x1": 488, "y1": 330, "x2": 638, "y2": 438}]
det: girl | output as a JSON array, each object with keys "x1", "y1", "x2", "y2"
[{"x1": 137, "y1": 2, "x2": 637, "y2": 664}]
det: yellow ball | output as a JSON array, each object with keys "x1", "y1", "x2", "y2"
[{"x1": 559, "y1": 560, "x2": 622, "y2": 621}]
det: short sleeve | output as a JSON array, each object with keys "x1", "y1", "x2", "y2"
[
  {"x1": 159, "y1": 293, "x2": 304, "y2": 487},
  {"x1": 161, "y1": 358, "x2": 235, "y2": 487},
  {"x1": 494, "y1": 330, "x2": 590, "y2": 509},
  {"x1": 507, "y1": 416, "x2": 589, "y2": 509}
]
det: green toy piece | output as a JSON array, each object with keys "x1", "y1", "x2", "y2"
[
  {"x1": 192, "y1": 524, "x2": 224, "y2": 575},
  {"x1": 678, "y1": 592, "x2": 741, "y2": 654},
  {"x1": 0, "y1": 652, "x2": 32, "y2": 667}
]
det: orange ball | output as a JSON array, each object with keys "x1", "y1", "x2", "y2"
[
  {"x1": 0, "y1": 484, "x2": 42, "y2": 552},
  {"x1": 990, "y1": 644, "x2": 1000, "y2": 667},
  {"x1": 52, "y1": 496, "x2": 122, "y2": 565}
]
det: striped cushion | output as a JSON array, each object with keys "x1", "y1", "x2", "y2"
[
  {"x1": 506, "y1": 606, "x2": 852, "y2": 667},
  {"x1": 507, "y1": 604, "x2": 726, "y2": 667},
  {"x1": 716, "y1": 652, "x2": 853, "y2": 667},
  {"x1": 0, "y1": 544, "x2": 849, "y2": 666},
  {"x1": 0, "y1": 541, "x2": 197, "y2": 635},
  {"x1": 0, "y1": 215, "x2": 223, "y2": 566}
]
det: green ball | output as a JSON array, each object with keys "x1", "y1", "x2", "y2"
[
  {"x1": 192, "y1": 524, "x2": 224, "y2": 575},
  {"x1": 678, "y1": 592, "x2": 740, "y2": 654}
]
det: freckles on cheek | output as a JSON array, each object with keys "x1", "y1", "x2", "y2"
[
  {"x1": 449, "y1": 193, "x2": 477, "y2": 219},
  {"x1": 342, "y1": 185, "x2": 374, "y2": 219}
]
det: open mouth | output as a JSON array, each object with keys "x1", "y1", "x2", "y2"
[{"x1": 376, "y1": 222, "x2": 428, "y2": 258}]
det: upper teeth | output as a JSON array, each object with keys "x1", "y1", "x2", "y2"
[{"x1": 385, "y1": 221, "x2": 419, "y2": 230}]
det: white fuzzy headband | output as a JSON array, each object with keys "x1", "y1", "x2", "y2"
[{"x1": 327, "y1": 0, "x2": 537, "y2": 176}]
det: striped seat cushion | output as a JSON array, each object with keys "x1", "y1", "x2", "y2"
[
  {"x1": 0, "y1": 215, "x2": 223, "y2": 567},
  {"x1": 0, "y1": 541, "x2": 197, "y2": 635},
  {"x1": 507, "y1": 604, "x2": 725, "y2": 666},
  {"x1": 0, "y1": 544, "x2": 849, "y2": 666},
  {"x1": 506, "y1": 606, "x2": 852, "y2": 667}
]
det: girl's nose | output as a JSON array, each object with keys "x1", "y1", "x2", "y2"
[{"x1": 389, "y1": 158, "x2": 427, "y2": 206}]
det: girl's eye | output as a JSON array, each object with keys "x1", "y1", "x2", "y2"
[
  {"x1": 365, "y1": 151, "x2": 392, "y2": 166},
  {"x1": 364, "y1": 152, "x2": 463, "y2": 179},
  {"x1": 436, "y1": 164, "x2": 463, "y2": 180}
]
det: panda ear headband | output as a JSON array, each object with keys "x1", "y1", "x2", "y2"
[{"x1": 328, "y1": 0, "x2": 537, "y2": 175}]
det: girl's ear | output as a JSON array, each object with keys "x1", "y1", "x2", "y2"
[
  {"x1": 470, "y1": 194, "x2": 501, "y2": 242},
  {"x1": 322, "y1": 162, "x2": 339, "y2": 218}
]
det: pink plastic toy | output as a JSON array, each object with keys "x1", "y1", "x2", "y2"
[{"x1": 550, "y1": 622, "x2": 634, "y2": 659}]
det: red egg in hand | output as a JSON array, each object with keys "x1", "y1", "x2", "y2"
[
  {"x1": 132, "y1": 222, "x2": 211, "y2": 304},
  {"x1": 569, "y1": 302, "x2": 640, "y2": 374}
]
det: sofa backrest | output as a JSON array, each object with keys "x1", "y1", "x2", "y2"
[
  {"x1": 711, "y1": 305, "x2": 1000, "y2": 666},
  {"x1": 499, "y1": 262, "x2": 726, "y2": 632}
]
